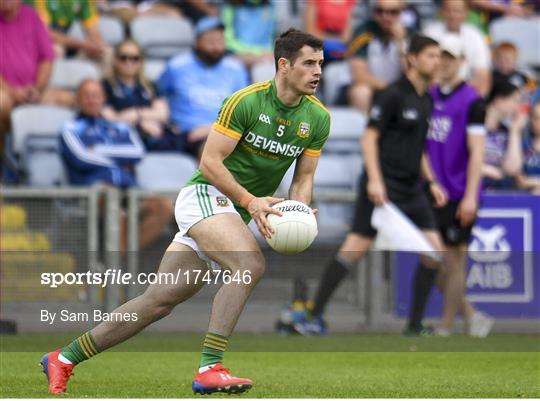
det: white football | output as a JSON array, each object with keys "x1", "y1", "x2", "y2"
[{"x1": 266, "y1": 200, "x2": 318, "y2": 254}]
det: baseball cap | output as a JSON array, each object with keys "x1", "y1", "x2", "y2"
[
  {"x1": 194, "y1": 16, "x2": 225, "y2": 37},
  {"x1": 440, "y1": 34, "x2": 464, "y2": 58}
]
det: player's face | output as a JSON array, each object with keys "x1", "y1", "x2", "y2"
[
  {"x1": 412, "y1": 45, "x2": 441, "y2": 81},
  {"x1": 439, "y1": 52, "x2": 462, "y2": 82},
  {"x1": 288, "y1": 46, "x2": 324, "y2": 95},
  {"x1": 78, "y1": 81, "x2": 105, "y2": 117}
]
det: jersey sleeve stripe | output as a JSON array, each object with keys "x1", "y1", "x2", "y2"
[
  {"x1": 305, "y1": 95, "x2": 330, "y2": 114},
  {"x1": 212, "y1": 122, "x2": 242, "y2": 141},
  {"x1": 223, "y1": 83, "x2": 271, "y2": 129},
  {"x1": 217, "y1": 81, "x2": 270, "y2": 126},
  {"x1": 303, "y1": 148, "x2": 321, "y2": 157}
]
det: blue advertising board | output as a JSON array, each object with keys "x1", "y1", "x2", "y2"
[{"x1": 394, "y1": 193, "x2": 540, "y2": 318}]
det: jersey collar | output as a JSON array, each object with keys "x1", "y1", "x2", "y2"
[{"x1": 270, "y1": 79, "x2": 305, "y2": 111}]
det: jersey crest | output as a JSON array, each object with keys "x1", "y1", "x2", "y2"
[{"x1": 296, "y1": 122, "x2": 311, "y2": 139}]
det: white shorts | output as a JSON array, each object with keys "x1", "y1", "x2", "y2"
[{"x1": 173, "y1": 184, "x2": 240, "y2": 264}]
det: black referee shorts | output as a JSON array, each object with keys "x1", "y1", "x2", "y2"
[
  {"x1": 432, "y1": 200, "x2": 475, "y2": 246},
  {"x1": 351, "y1": 174, "x2": 437, "y2": 238}
]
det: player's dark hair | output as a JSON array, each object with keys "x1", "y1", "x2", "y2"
[
  {"x1": 407, "y1": 34, "x2": 439, "y2": 55},
  {"x1": 274, "y1": 28, "x2": 323, "y2": 70},
  {"x1": 487, "y1": 81, "x2": 519, "y2": 104}
]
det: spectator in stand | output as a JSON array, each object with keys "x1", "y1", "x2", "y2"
[
  {"x1": 517, "y1": 102, "x2": 540, "y2": 194},
  {"x1": 492, "y1": 42, "x2": 536, "y2": 92},
  {"x1": 340, "y1": 0, "x2": 409, "y2": 114},
  {"x1": 60, "y1": 79, "x2": 173, "y2": 252},
  {"x1": 101, "y1": 0, "x2": 218, "y2": 25},
  {"x1": 221, "y1": 0, "x2": 276, "y2": 68},
  {"x1": 424, "y1": 0, "x2": 491, "y2": 97},
  {"x1": 157, "y1": 17, "x2": 249, "y2": 158},
  {"x1": 28, "y1": 0, "x2": 109, "y2": 61},
  {"x1": 467, "y1": 0, "x2": 533, "y2": 35},
  {"x1": 482, "y1": 81, "x2": 527, "y2": 189},
  {"x1": 102, "y1": 39, "x2": 177, "y2": 152},
  {"x1": 0, "y1": 0, "x2": 55, "y2": 161},
  {"x1": 304, "y1": 0, "x2": 356, "y2": 63}
]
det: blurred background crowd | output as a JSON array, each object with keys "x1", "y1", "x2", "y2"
[{"x1": 1, "y1": 0, "x2": 539, "y2": 212}]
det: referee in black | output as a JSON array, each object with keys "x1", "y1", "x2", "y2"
[{"x1": 299, "y1": 35, "x2": 448, "y2": 335}]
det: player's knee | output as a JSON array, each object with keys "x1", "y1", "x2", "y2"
[
  {"x1": 152, "y1": 300, "x2": 175, "y2": 319},
  {"x1": 245, "y1": 254, "x2": 266, "y2": 283}
]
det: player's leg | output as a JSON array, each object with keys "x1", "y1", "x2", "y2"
[
  {"x1": 438, "y1": 244, "x2": 467, "y2": 333},
  {"x1": 306, "y1": 175, "x2": 376, "y2": 334},
  {"x1": 403, "y1": 193, "x2": 446, "y2": 335},
  {"x1": 41, "y1": 242, "x2": 208, "y2": 394},
  {"x1": 405, "y1": 229, "x2": 445, "y2": 334},
  {"x1": 187, "y1": 213, "x2": 264, "y2": 394},
  {"x1": 311, "y1": 233, "x2": 373, "y2": 319}
]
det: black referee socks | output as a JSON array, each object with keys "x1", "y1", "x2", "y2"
[
  {"x1": 408, "y1": 263, "x2": 438, "y2": 330},
  {"x1": 311, "y1": 256, "x2": 352, "y2": 317}
]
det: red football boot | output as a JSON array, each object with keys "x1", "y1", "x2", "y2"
[
  {"x1": 40, "y1": 350, "x2": 75, "y2": 394},
  {"x1": 192, "y1": 363, "x2": 253, "y2": 395}
]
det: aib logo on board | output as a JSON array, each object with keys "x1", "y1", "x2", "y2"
[
  {"x1": 468, "y1": 225, "x2": 513, "y2": 290},
  {"x1": 466, "y1": 210, "x2": 532, "y2": 303}
]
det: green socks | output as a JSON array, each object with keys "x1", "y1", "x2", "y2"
[
  {"x1": 199, "y1": 332, "x2": 228, "y2": 368},
  {"x1": 60, "y1": 332, "x2": 99, "y2": 364}
]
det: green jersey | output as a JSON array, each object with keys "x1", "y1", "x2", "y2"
[{"x1": 187, "y1": 79, "x2": 331, "y2": 222}]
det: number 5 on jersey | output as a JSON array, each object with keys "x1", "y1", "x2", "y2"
[{"x1": 276, "y1": 125, "x2": 285, "y2": 137}]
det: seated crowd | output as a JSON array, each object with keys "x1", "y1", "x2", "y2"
[{"x1": 1, "y1": 0, "x2": 539, "y2": 200}]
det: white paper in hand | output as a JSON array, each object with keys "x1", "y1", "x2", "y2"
[{"x1": 371, "y1": 202, "x2": 440, "y2": 261}]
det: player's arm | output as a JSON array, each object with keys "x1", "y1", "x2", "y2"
[
  {"x1": 458, "y1": 99, "x2": 486, "y2": 226},
  {"x1": 362, "y1": 127, "x2": 386, "y2": 205},
  {"x1": 289, "y1": 153, "x2": 319, "y2": 206},
  {"x1": 421, "y1": 152, "x2": 447, "y2": 208},
  {"x1": 199, "y1": 128, "x2": 283, "y2": 239},
  {"x1": 289, "y1": 112, "x2": 330, "y2": 207},
  {"x1": 362, "y1": 88, "x2": 398, "y2": 205}
]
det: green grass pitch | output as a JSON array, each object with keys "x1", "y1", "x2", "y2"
[{"x1": 1, "y1": 333, "x2": 539, "y2": 398}]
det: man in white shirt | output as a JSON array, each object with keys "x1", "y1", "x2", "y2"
[{"x1": 423, "y1": 0, "x2": 491, "y2": 97}]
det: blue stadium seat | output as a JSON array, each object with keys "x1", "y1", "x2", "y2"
[
  {"x1": 11, "y1": 105, "x2": 75, "y2": 156},
  {"x1": 490, "y1": 17, "x2": 540, "y2": 68},
  {"x1": 136, "y1": 152, "x2": 198, "y2": 190},
  {"x1": 69, "y1": 15, "x2": 125, "y2": 46},
  {"x1": 251, "y1": 61, "x2": 275, "y2": 84},
  {"x1": 325, "y1": 107, "x2": 366, "y2": 154},
  {"x1": 131, "y1": 16, "x2": 194, "y2": 60},
  {"x1": 24, "y1": 136, "x2": 67, "y2": 187},
  {"x1": 322, "y1": 61, "x2": 351, "y2": 105},
  {"x1": 49, "y1": 59, "x2": 101, "y2": 90},
  {"x1": 144, "y1": 59, "x2": 167, "y2": 82}
]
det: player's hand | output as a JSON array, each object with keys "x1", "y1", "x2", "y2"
[
  {"x1": 367, "y1": 179, "x2": 387, "y2": 205},
  {"x1": 456, "y1": 196, "x2": 477, "y2": 227},
  {"x1": 429, "y1": 181, "x2": 448, "y2": 208},
  {"x1": 247, "y1": 196, "x2": 284, "y2": 239}
]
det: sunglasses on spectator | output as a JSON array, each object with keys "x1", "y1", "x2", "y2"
[
  {"x1": 117, "y1": 54, "x2": 141, "y2": 63},
  {"x1": 375, "y1": 7, "x2": 401, "y2": 16}
]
